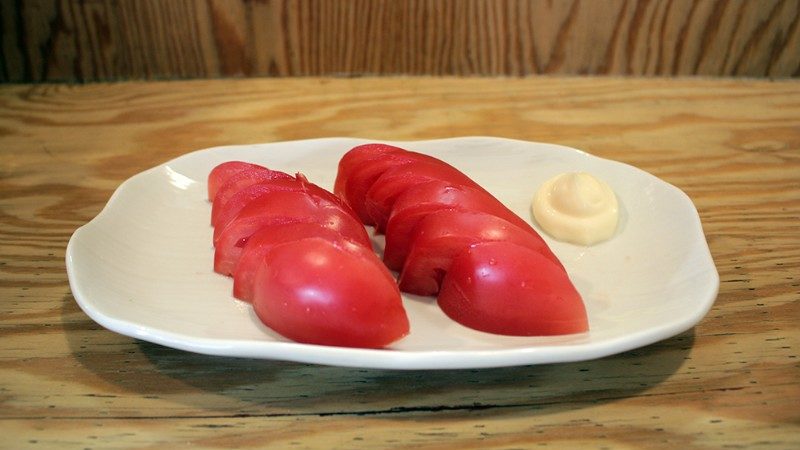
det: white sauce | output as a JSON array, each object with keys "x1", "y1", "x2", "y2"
[{"x1": 532, "y1": 172, "x2": 619, "y2": 245}]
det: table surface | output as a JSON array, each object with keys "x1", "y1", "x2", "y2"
[{"x1": 1, "y1": 77, "x2": 798, "y2": 449}]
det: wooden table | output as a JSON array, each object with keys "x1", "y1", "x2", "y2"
[{"x1": 1, "y1": 77, "x2": 798, "y2": 449}]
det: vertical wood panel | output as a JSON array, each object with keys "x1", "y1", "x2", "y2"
[{"x1": 2, "y1": 0, "x2": 799, "y2": 82}]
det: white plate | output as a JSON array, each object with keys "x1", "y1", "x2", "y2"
[{"x1": 66, "y1": 137, "x2": 719, "y2": 369}]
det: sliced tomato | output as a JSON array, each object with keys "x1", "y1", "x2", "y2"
[
  {"x1": 340, "y1": 153, "x2": 417, "y2": 224},
  {"x1": 438, "y1": 241, "x2": 588, "y2": 336},
  {"x1": 252, "y1": 237, "x2": 409, "y2": 348},
  {"x1": 398, "y1": 210, "x2": 562, "y2": 296},
  {"x1": 383, "y1": 181, "x2": 536, "y2": 271},
  {"x1": 212, "y1": 178, "x2": 301, "y2": 228},
  {"x1": 233, "y1": 223, "x2": 368, "y2": 302},
  {"x1": 334, "y1": 143, "x2": 406, "y2": 198},
  {"x1": 212, "y1": 174, "x2": 356, "y2": 231},
  {"x1": 207, "y1": 161, "x2": 266, "y2": 201},
  {"x1": 213, "y1": 190, "x2": 370, "y2": 275},
  {"x1": 337, "y1": 147, "x2": 448, "y2": 224},
  {"x1": 364, "y1": 160, "x2": 481, "y2": 233},
  {"x1": 293, "y1": 172, "x2": 356, "y2": 217},
  {"x1": 211, "y1": 166, "x2": 294, "y2": 217}
]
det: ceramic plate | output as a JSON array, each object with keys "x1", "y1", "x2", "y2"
[{"x1": 66, "y1": 137, "x2": 719, "y2": 369}]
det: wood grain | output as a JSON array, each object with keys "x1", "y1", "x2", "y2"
[
  {"x1": 2, "y1": 0, "x2": 800, "y2": 82},
  {"x1": 0, "y1": 77, "x2": 799, "y2": 449}
]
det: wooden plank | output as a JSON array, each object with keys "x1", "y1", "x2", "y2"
[
  {"x1": 2, "y1": 0, "x2": 799, "y2": 81},
  {"x1": 0, "y1": 77, "x2": 798, "y2": 448}
]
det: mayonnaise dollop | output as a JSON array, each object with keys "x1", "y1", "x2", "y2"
[{"x1": 532, "y1": 172, "x2": 618, "y2": 245}]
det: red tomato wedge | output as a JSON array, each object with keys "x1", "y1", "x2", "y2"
[
  {"x1": 252, "y1": 237, "x2": 409, "y2": 348},
  {"x1": 214, "y1": 190, "x2": 370, "y2": 275},
  {"x1": 339, "y1": 153, "x2": 418, "y2": 224},
  {"x1": 383, "y1": 181, "x2": 537, "y2": 271},
  {"x1": 212, "y1": 178, "x2": 300, "y2": 229},
  {"x1": 210, "y1": 166, "x2": 294, "y2": 222},
  {"x1": 438, "y1": 241, "x2": 588, "y2": 336},
  {"x1": 336, "y1": 148, "x2": 451, "y2": 224},
  {"x1": 334, "y1": 143, "x2": 406, "y2": 198},
  {"x1": 398, "y1": 210, "x2": 563, "y2": 296},
  {"x1": 233, "y1": 223, "x2": 369, "y2": 302},
  {"x1": 212, "y1": 174, "x2": 356, "y2": 231},
  {"x1": 207, "y1": 161, "x2": 266, "y2": 201},
  {"x1": 364, "y1": 161, "x2": 482, "y2": 233}
]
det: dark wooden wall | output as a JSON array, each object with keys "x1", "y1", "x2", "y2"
[{"x1": 2, "y1": 0, "x2": 799, "y2": 82}]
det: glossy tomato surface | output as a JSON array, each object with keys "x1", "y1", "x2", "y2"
[
  {"x1": 212, "y1": 178, "x2": 301, "y2": 228},
  {"x1": 211, "y1": 167, "x2": 294, "y2": 217},
  {"x1": 364, "y1": 160, "x2": 481, "y2": 232},
  {"x1": 339, "y1": 154, "x2": 416, "y2": 224},
  {"x1": 213, "y1": 190, "x2": 370, "y2": 275},
  {"x1": 233, "y1": 223, "x2": 368, "y2": 302},
  {"x1": 334, "y1": 143, "x2": 406, "y2": 198},
  {"x1": 399, "y1": 210, "x2": 561, "y2": 296},
  {"x1": 252, "y1": 237, "x2": 409, "y2": 348},
  {"x1": 383, "y1": 181, "x2": 536, "y2": 271},
  {"x1": 212, "y1": 175, "x2": 357, "y2": 230},
  {"x1": 438, "y1": 241, "x2": 589, "y2": 336},
  {"x1": 207, "y1": 161, "x2": 266, "y2": 201},
  {"x1": 337, "y1": 148, "x2": 447, "y2": 224}
]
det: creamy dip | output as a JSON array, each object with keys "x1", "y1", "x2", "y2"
[{"x1": 532, "y1": 172, "x2": 618, "y2": 245}]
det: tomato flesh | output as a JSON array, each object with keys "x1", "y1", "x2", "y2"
[
  {"x1": 334, "y1": 143, "x2": 406, "y2": 198},
  {"x1": 211, "y1": 167, "x2": 294, "y2": 221},
  {"x1": 207, "y1": 161, "x2": 266, "y2": 201},
  {"x1": 438, "y1": 241, "x2": 588, "y2": 336},
  {"x1": 214, "y1": 190, "x2": 370, "y2": 275},
  {"x1": 399, "y1": 210, "x2": 562, "y2": 296},
  {"x1": 212, "y1": 175, "x2": 356, "y2": 230},
  {"x1": 364, "y1": 161, "x2": 481, "y2": 233},
  {"x1": 212, "y1": 178, "x2": 300, "y2": 229},
  {"x1": 337, "y1": 148, "x2": 447, "y2": 224},
  {"x1": 383, "y1": 181, "x2": 536, "y2": 271},
  {"x1": 253, "y1": 237, "x2": 409, "y2": 348},
  {"x1": 233, "y1": 223, "x2": 368, "y2": 302}
]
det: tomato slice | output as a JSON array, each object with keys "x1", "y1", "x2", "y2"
[
  {"x1": 364, "y1": 161, "x2": 481, "y2": 233},
  {"x1": 340, "y1": 153, "x2": 418, "y2": 224},
  {"x1": 211, "y1": 166, "x2": 294, "y2": 217},
  {"x1": 398, "y1": 210, "x2": 562, "y2": 296},
  {"x1": 337, "y1": 146, "x2": 449, "y2": 224},
  {"x1": 252, "y1": 237, "x2": 409, "y2": 348},
  {"x1": 207, "y1": 161, "x2": 266, "y2": 201},
  {"x1": 233, "y1": 223, "x2": 369, "y2": 302},
  {"x1": 213, "y1": 190, "x2": 371, "y2": 275},
  {"x1": 383, "y1": 181, "x2": 536, "y2": 271},
  {"x1": 212, "y1": 174, "x2": 357, "y2": 231},
  {"x1": 438, "y1": 241, "x2": 588, "y2": 336},
  {"x1": 334, "y1": 143, "x2": 406, "y2": 198},
  {"x1": 212, "y1": 178, "x2": 300, "y2": 228}
]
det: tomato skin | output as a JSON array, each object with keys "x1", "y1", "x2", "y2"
[
  {"x1": 211, "y1": 167, "x2": 294, "y2": 219},
  {"x1": 334, "y1": 143, "x2": 406, "y2": 198},
  {"x1": 233, "y1": 223, "x2": 367, "y2": 302},
  {"x1": 383, "y1": 181, "x2": 536, "y2": 271},
  {"x1": 340, "y1": 154, "x2": 416, "y2": 224},
  {"x1": 337, "y1": 147, "x2": 450, "y2": 224},
  {"x1": 213, "y1": 188, "x2": 369, "y2": 244},
  {"x1": 213, "y1": 191, "x2": 371, "y2": 275},
  {"x1": 364, "y1": 161, "x2": 481, "y2": 233},
  {"x1": 207, "y1": 161, "x2": 266, "y2": 201},
  {"x1": 438, "y1": 241, "x2": 588, "y2": 336},
  {"x1": 252, "y1": 237, "x2": 409, "y2": 348},
  {"x1": 212, "y1": 175, "x2": 357, "y2": 230},
  {"x1": 399, "y1": 210, "x2": 562, "y2": 296},
  {"x1": 212, "y1": 178, "x2": 299, "y2": 228}
]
